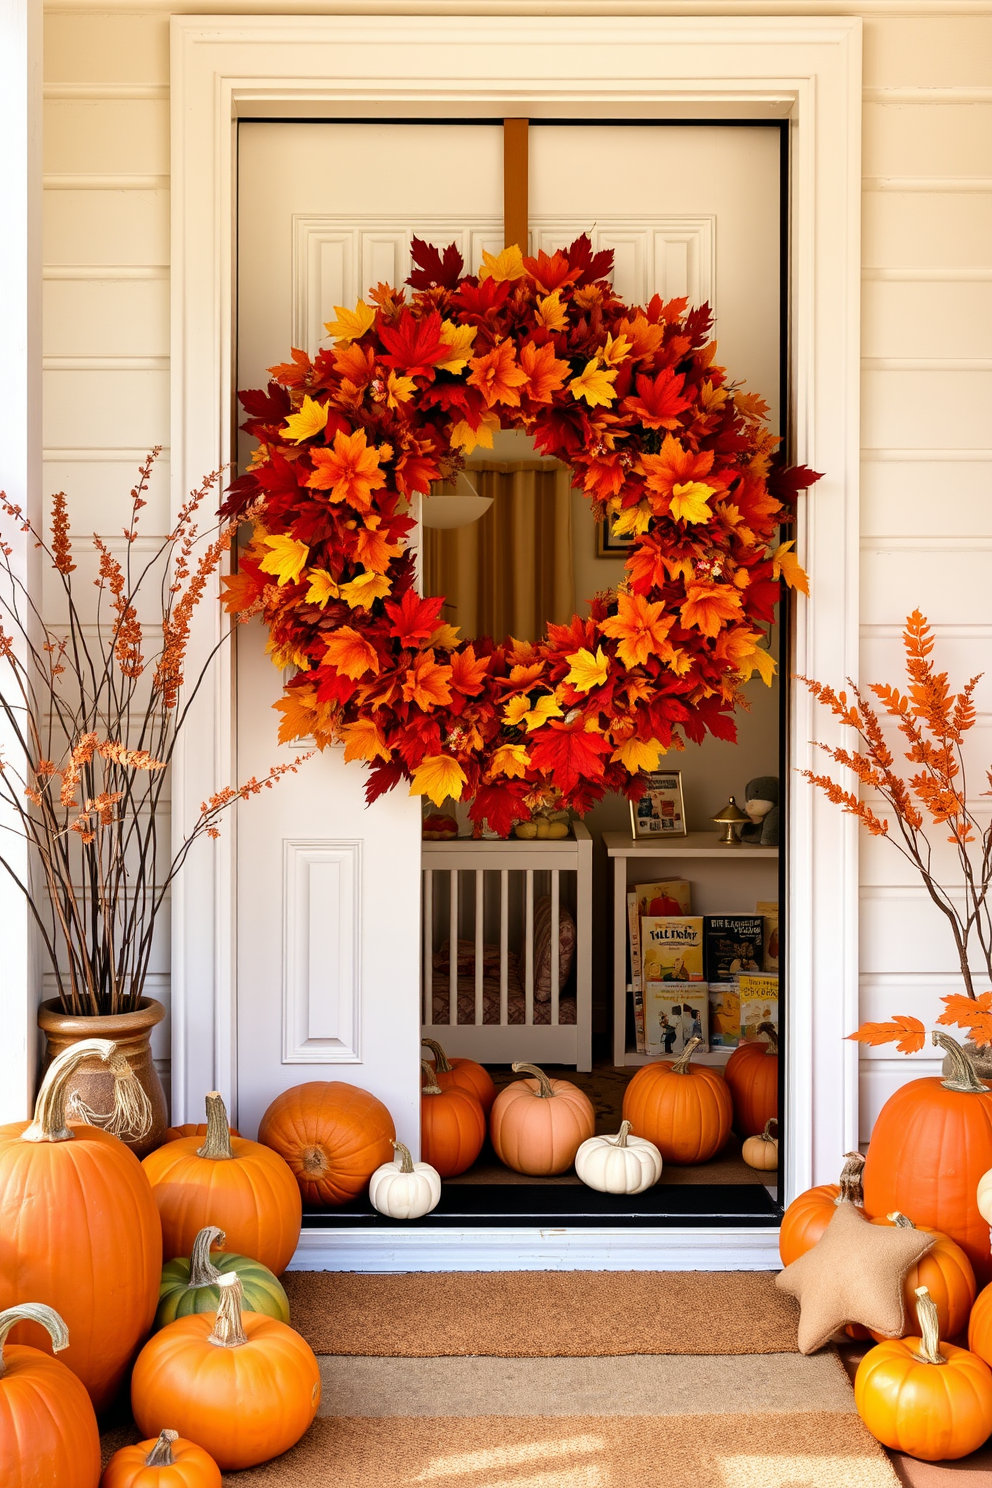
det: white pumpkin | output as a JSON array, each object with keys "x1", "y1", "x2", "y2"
[
  {"x1": 574, "y1": 1121, "x2": 663, "y2": 1195},
  {"x1": 978, "y1": 1164, "x2": 992, "y2": 1225},
  {"x1": 369, "y1": 1141, "x2": 441, "y2": 1219}
]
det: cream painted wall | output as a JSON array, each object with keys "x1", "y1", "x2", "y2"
[{"x1": 42, "y1": 3, "x2": 992, "y2": 1129}]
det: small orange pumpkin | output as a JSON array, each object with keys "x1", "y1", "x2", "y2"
[
  {"x1": 422, "y1": 1038, "x2": 496, "y2": 1116},
  {"x1": 142, "y1": 1092, "x2": 301, "y2": 1274},
  {"x1": 867, "y1": 1212, "x2": 976, "y2": 1343},
  {"x1": 855, "y1": 1286, "x2": 992, "y2": 1461},
  {"x1": 621, "y1": 1038, "x2": 732, "y2": 1165},
  {"x1": 100, "y1": 1429, "x2": 221, "y2": 1488},
  {"x1": 131, "y1": 1273, "x2": 320, "y2": 1471},
  {"x1": 778, "y1": 1151, "x2": 865, "y2": 1267},
  {"x1": 967, "y1": 1278, "x2": 992, "y2": 1366},
  {"x1": 0, "y1": 1040, "x2": 162, "y2": 1412},
  {"x1": 0, "y1": 1302, "x2": 101, "y2": 1488},
  {"x1": 258, "y1": 1080, "x2": 396, "y2": 1207},
  {"x1": 162, "y1": 1122, "x2": 239, "y2": 1146},
  {"x1": 420, "y1": 1062, "x2": 486, "y2": 1178},
  {"x1": 490, "y1": 1062, "x2": 595, "y2": 1176},
  {"x1": 724, "y1": 1025, "x2": 778, "y2": 1137}
]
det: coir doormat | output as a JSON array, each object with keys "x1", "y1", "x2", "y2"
[{"x1": 281, "y1": 1270, "x2": 800, "y2": 1356}]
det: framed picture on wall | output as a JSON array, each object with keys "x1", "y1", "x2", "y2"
[
  {"x1": 596, "y1": 512, "x2": 635, "y2": 557},
  {"x1": 630, "y1": 770, "x2": 687, "y2": 839}
]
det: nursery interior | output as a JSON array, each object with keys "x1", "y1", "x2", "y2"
[{"x1": 235, "y1": 116, "x2": 789, "y2": 1231}]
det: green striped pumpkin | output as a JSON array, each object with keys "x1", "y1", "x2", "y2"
[{"x1": 155, "y1": 1224, "x2": 291, "y2": 1330}]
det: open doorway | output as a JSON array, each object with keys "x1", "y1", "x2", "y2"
[{"x1": 236, "y1": 117, "x2": 788, "y2": 1231}]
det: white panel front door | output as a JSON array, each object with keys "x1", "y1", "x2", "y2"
[{"x1": 235, "y1": 121, "x2": 780, "y2": 1148}]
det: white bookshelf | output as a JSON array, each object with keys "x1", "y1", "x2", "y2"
[{"x1": 605, "y1": 831, "x2": 779, "y2": 1067}]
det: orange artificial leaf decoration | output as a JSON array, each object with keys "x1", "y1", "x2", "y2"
[
  {"x1": 340, "y1": 717, "x2": 390, "y2": 764},
  {"x1": 770, "y1": 540, "x2": 810, "y2": 596},
  {"x1": 274, "y1": 691, "x2": 318, "y2": 745},
  {"x1": 402, "y1": 650, "x2": 454, "y2": 711},
  {"x1": 847, "y1": 1016, "x2": 927, "y2": 1055},
  {"x1": 308, "y1": 428, "x2": 387, "y2": 511},
  {"x1": 518, "y1": 340, "x2": 570, "y2": 404},
  {"x1": 680, "y1": 581, "x2": 743, "y2": 638},
  {"x1": 410, "y1": 754, "x2": 467, "y2": 805},
  {"x1": 467, "y1": 340, "x2": 530, "y2": 409},
  {"x1": 324, "y1": 626, "x2": 380, "y2": 680},
  {"x1": 937, "y1": 992, "x2": 992, "y2": 1049},
  {"x1": 599, "y1": 592, "x2": 676, "y2": 670}
]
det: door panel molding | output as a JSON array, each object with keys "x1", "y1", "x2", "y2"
[
  {"x1": 293, "y1": 213, "x2": 715, "y2": 356},
  {"x1": 171, "y1": 13, "x2": 862, "y2": 1218},
  {"x1": 282, "y1": 838, "x2": 362, "y2": 1063}
]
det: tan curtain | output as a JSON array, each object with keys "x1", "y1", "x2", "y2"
[{"x1": 422, "y1": 466, "x2": 574, "y2": 644}]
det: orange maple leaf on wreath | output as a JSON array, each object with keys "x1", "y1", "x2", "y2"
[
  {"x1": 307, "y1": 428, "x2": 387, "y2": 511},
  {"x1": 323, "y1": 626, "x2": 379, "y2": 680},
  {"x1": 467, "y1": 339, "x2": 530, "y2": 408},
  {"x1": 846, "y1": 1016, "x2": 926, "y2": 1055},
  {"x1": 937, "y1": 992, "x2": 992, "y2": 1048},
  {"x1": 599, "y1": 591, "x2": 676, "y2": 669}
]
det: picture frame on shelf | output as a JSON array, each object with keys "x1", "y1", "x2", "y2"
[
  {"x1": 595, "y1": 511, "x2": 635, "y2": 557},
  {"x1": 630, "y1": 770, "x2": 687, "y2": 840}
]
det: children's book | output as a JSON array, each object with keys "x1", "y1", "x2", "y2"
[
  {"x1": 633, "y1": 880, "x2": 691, "y2": 917},
  {"x1": 643, "y1": 981, "x2": 709, "y2": 1057},
  {"x1": 703, "y1": 915, "x2": 763, "y2": 982},
  {"x1": 708, "y1": 984, "x2": 740, "y2": 1048},
  {"x1": 757, "y1": 901, "x2": 779, "y2": 973},
  {"x1": 640, "y1": 916, "x2": 704, "y2": 982},
  {"x1": 627, "y1": 892, "x2": 645, "y2": 1052},
  {"x1": 738, "y1": 973, "x2": 779, "y2": 1042}
]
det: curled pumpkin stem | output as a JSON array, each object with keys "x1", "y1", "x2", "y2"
[
  {"x1": 612, "y1": 1120, "x2": 632, "y2": 1148},
  {"x1": 670, "y1": 1037, "x2": 702, "y2": 1075},
  {"x1": 23, "y1": 1039, "x2": 117, "y2": 1144},
  {"x1": 392, "y1": 1141, "x2": 416, "y2": 1173},
  {"x1": 933, "y1": 1030, "x2": 988, "y2": 1094},
  {"x1": 421, "y1": 1061, "x2": 443, "y2": 1096},
  {"x1": 512, "y1": 1062, "x2": 555, "y2": 1098},
  {"x1": 188, "y1": 1225, "x2": 226, "y2": 1287},
  {"x1": 145, "y1": 1431, "x2": 179, "y2": 1467},
  {"x1": 0, "y1": 1303, "x2": 69, "y2": 1378},
  {"x1": 422, "y1": 1038, "x2": 453, "y2": 1073}
]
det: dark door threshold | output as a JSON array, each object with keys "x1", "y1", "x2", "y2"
[{"x1": 303, "y1": 1182, "x2": 782, "y2": 1230}]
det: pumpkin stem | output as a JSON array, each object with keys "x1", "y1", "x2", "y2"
[
  {"x1": 0, "y1": 1303, "x2": 69, "y2": 1378},
  {"x1": 758, "y1": 1022, "x2": 779, "y2": 1053},
  {"x1": 197, "y1": 1092, "x2": 235, "y2": 1160},
  {"x1": 207, "y1": 1272, "x2": 248, "y2": 1349},
  {"x1": 22, "y1": 1038, "x2": 118, "y2": 1144},
  {"x1": 145, "y1": 1431, "x2": 179, "y2": 1467},
  {"x1": 613, "y1": 1120, "x2": 632, "y2": 1148},
  {"x1": 912, "y1": 1285, "x2": 946, "y2": 1366},
  {"x1": 422, "y1": 1038, "x2": 453, "y2": 1074},
  {"x1": 932, "y1": 1030, "x2": 989, "y2": 1094},
  {"x1": 188, "y1": 1225, "x2": 226, "y2": 1287},
  {"x1": 761, "y1": 1118, "x2": 778, "y2": 1142},
  {"x1": 421, "y1": 1060, "x2": 443, "y2": 1096},
  {"x1": 887, "y1": 1211, "x2": 915, "y2": 1230},
  {"x1": 834, "y1": 1151, "x2": 866, "y2": 1208},
  {"x1": 670, "y1": 1037, "x2": 702, "y2": 1075},
  {"x1": 512, "y1": 1062, "x2": 556, "y2": 1098},
  {"x1": 392, "y1": 1141, "x2": 416, "y2": 1173}
]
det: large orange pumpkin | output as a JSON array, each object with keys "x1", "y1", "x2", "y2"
[
  {"x1": 258, "y1": 1080, "x2": 395, "y2": 1207},
  {"x1": 0, "y1": 1040, "x2": 162, "y2": 1412},
  {"x1": 142, "y1": 1092, "x2": 301, "y2": 1274},
  {"x1": 131, "y1": 1273, "x2": 320, "y2": 1471},
  {"x1": 420, "y1": 1062, "x2": 486, "y2": 1178},
  {"x1": 0, "y1": 1302, "x2": 101, "y2": 1488},
  {"x1": 724, "y1": 1027, "x2": 778, "y2": 1138},
  {"x1": 863, "y1": 1032, "x2": 992, "y2": 1285},
  {"x1": 422, "y1": 1037, "x2": 496, "y2": 1116},
  {"x1": 101, "y1": 1429, "x2": 221, "y2": 1488},
  {"x1": 490, "y1": 1062, "x2": 595, "y2": 1175},
  {"x1": 855, "y1": 1286, "x2": 992, "y2": 1461},
  {"x1": 778, "y1": 1151, "x2": 865, "y2": 1267},
  {"x1": 967, "y1": 1279, "x2": 992, "y2": 1366},
  {"x1": 868, "y1": 1212, "x2": 976, "y2": 1343},
  {"x1": 622, "y1": 1038, "x2": 732, "y2": 1164}
]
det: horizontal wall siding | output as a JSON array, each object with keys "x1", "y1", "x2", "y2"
[
  {"x1": 858, "y1": 12, "x2": 992, "y2": 1136},
  {"x1": 42, "y1": 4, "x2": 992, "y2": 1129}
]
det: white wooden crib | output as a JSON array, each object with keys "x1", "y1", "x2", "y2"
[{"x1": 421, "y1": 823, "x2": 592, "y2": 1071}]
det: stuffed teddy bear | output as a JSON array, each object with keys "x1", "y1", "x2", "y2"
[{"x1": 740, "y1": 775, "x2": 779, "y2": 846}]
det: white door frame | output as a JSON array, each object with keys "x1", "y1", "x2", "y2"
[{"x1": 171, "y1": 12, "x2": 862, "y2": 1263}]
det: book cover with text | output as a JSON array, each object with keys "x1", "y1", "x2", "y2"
[{"x1": 640, "y1": 916, "x2": 704, "y2": 982}]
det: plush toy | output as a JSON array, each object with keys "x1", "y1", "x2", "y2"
[{"x1": 740, "y1": 776, "x2": 779, "y2": 846}]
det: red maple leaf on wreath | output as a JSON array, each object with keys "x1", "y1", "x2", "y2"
[{"x1": 222, "y1": 235, "x2": 820, "y2": 833}]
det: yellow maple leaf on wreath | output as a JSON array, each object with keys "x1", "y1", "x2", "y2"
[
  {"x1": 281, "y1": 395, "x2": 328, "y2": 445},
  {"x1": 564, "y1": 646, "x2": 610, "y2": 694},
  {"x1": 569, "y1": 358, "x2": 618, "y2": 408},
  {"x1": 324, "y1": 300, "x2": 376, "y2": 343},
  {"x1": 259, "y1": 534, "x2": 309, "y2": 588},
  {"x1": 410, "y1": 753, "x2": 468, "y2": 805},
  {"x1": 770, "y1": 539, "x2": 810, "y2": 596}
]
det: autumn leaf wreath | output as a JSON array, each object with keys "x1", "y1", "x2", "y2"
[{"x1": 221, "y1": 236, "x2": 820, "y2": 836}]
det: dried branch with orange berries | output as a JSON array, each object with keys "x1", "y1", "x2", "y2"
[
  {"x1": 800, "y1": 610, "x2": 992, "y2": 1053},
  {"x1": 0, "y1": 451, "x2": 310, "y2": 1017}
]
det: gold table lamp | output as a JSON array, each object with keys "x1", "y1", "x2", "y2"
[{"x1": 711, "y1": 795, "x2": 748, "y2": 845}]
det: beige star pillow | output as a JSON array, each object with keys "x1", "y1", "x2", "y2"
[{"x1": 776, "y1": 1200, "x2": 935, "y2": 1354}]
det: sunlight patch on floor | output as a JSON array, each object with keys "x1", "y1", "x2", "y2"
[{"x1": 413, "y1": 1434, "x2": 606, "y2": 1481}]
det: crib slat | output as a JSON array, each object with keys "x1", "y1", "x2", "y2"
[
  {"x1": 524, "y1": 868, "x2": 534, "y2": 1026},
  {"x1": 449, "y1": 868, "x2": 458, "y2": 1026},
  {"x1": 423, "y1": 868, "x2": 434, "y2": 1026},
  {"x1": 474, "y1": 869, "x2": 484, "y2": 1026},
  {"x1": 499, "y1": 868, "x2": 509, "y2": 1026},
  {"x1": 550, "y1": 869, "x2": 560, "y2": 1027}
]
